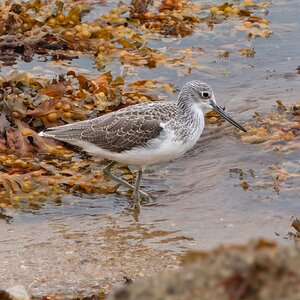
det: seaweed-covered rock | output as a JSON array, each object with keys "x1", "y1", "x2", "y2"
[{"x1": 109, "y1": 240, "x2": 300, "y2": 300}]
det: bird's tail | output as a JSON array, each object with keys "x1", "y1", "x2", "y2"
[{"x1": 38, "y1": 122, "x2": 88, "y2": 141}]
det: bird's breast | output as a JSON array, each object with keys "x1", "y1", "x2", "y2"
[{"x1": 169, "y1": 108, "x2": 205, "y2": 145}]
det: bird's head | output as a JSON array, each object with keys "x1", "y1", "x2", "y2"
[{"x1": 180, "y1": 80, "x2": 247, "y2": 132}]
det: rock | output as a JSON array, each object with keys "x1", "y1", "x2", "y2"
[
  {"x1": 5, "y1": 285, "x2": 30, "y2": 300},
  {"x1": 109, "y1": 240, "x2": 300, "y2": 300}
]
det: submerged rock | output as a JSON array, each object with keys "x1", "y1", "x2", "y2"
[{"x1": 109, "y1": 240, "x2": 300, "y2": 300}]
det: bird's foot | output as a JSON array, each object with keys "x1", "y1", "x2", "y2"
[
  {"x1": 132, "y1": 189, "x2": 151, "y2": 209},
  {"x1": 139, "y1": 190, "x2": 151, "y2": 201},
  {"x1": 132, "y1": 192, "x2": 141, "y2": 210}
]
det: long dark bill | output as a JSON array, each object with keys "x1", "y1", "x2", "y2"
[{"x1": 210, "y1": 102, "x2": 247, "y2": 133}]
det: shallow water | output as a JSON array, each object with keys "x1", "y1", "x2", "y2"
[{"x1": 1, "y1": 0, "x2": 300, "y2": 296}]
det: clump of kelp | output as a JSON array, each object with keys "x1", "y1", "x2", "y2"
[
  {"x1": 233, "y1": 99, "x2": 300, "y2": 195},
  {"x1": 0, "y1": 70, "x2": 131, "y2": 208},
  {"x1": 241, "y1": 100, "x2": 300, "y2": 151},
  {"x1": 0, "y1": 0, "x2": 271, "y2": 66},
  {"x1": 0, "y1": 0, "x2": 273, "y2": 208}
]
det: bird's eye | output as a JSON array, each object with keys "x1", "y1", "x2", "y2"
[{"x1": 201, "y1": 91, "x2": 210, "y2": 99}]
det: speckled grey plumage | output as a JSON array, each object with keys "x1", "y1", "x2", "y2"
[
  {"x1": 41, "y1": 81, "x2": 212, "y2": 153},
  {"x1": 43, "y1": 103, "x2": 167, "y2": 153}
]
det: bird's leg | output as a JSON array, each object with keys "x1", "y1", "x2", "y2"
[
  {"x1": 133, "y1": 169, "x2": 143, "y2": 209},
  {"x1": 133, "y1": 168, "x2": 150, "y2": 201},
  {"x1": 103, "y1": 161, "x2": 134, "y2": 190},
  {"x1": 103, "y1": 161, "x2": 150, "y2": 200}
]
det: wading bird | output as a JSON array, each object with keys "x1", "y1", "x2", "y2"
[{"x1": 39, "y1": 81, "x2": 246, "y2": 209}]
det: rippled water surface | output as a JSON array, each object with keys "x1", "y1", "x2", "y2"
[{"x1": 1, "y1": 0, "x2": 300, "y2": 296}]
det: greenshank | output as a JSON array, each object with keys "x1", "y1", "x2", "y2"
[{"x1": 39, "y1": 80, "x2": 246, "y2": 208}]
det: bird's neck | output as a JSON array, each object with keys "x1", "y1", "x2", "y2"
[
  {"x1": 176, "y1": 91, "x2": 204, "y2": 129},
  {"x1": 177, "y1": 90, "x2": 199, "y2": 115},
  {"x1": 175, "y1": 91, "x2": 205, "y2": 139}
]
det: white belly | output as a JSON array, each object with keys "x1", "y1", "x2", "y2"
[{"x1": 73, "y1": 126, "x2": 203, "y2": 169}]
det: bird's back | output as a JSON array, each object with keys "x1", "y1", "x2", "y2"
[{"x1": 40, "y1": 101, "x2": 178, "y2": 153}]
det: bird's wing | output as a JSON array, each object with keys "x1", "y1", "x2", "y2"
[
  {"x1": 41, "y1": 102, "x2": 174, "y2": 152},
  {"x1": 80, "y1": 112, "x2": 163, "y2": 153}
]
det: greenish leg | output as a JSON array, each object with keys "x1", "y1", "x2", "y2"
[
  {"x1": 132, "y1": 169, "x2": 143, "y2": 209},
  {"x1": 103, "y1": 161, "x2": 150, "y2": 201}
]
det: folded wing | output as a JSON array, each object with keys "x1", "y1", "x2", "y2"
[{"x1": 41, "y1": 110, "x2": 164, "y2": 153}]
